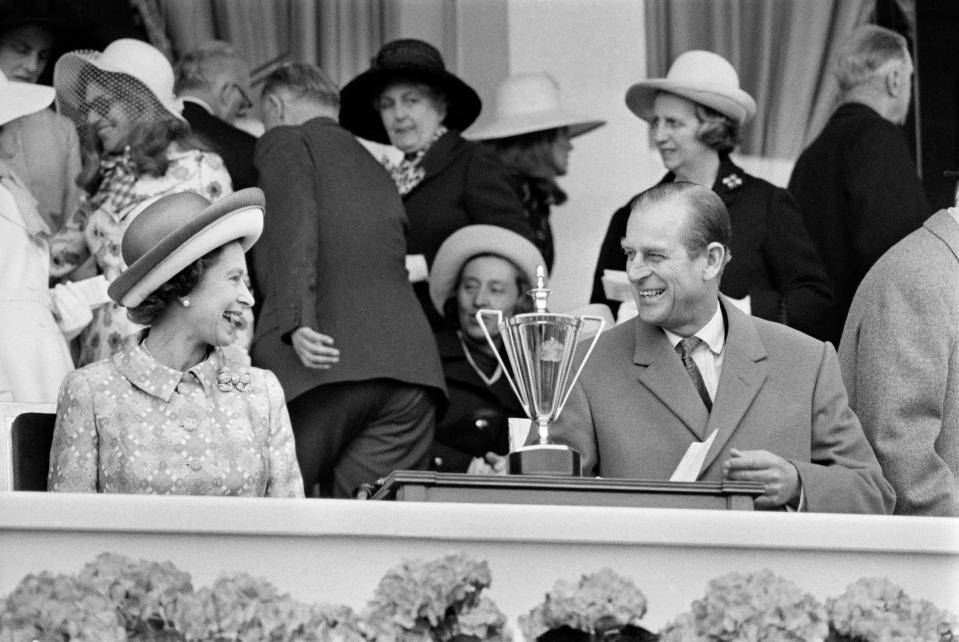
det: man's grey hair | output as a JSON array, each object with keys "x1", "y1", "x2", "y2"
[
  {"x1": 175, "y1": 41, "x2": 246, "y2": 93},
  {"x1": 261, "y1": 62, "x2": 340, "y2": 110},
  {"x1": 834, "y1": 25, "x2": 909, "y2": 93}
]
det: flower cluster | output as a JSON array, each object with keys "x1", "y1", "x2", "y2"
[
  {"x1": 518, "y1": 568, "x2": 649, "y2": 641},
  {"x1": 363, "y1": 552, "x2": 511, "y2": 641},
  {"x1": 660, "y1": 569, "x2": 829, "y2": 641},
  {"x1": 825, "y1": 577, "x2": 957, "y2": 641}
]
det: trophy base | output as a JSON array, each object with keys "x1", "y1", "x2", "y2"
[{"x1": 508, "y1": 445, "x2": 582, "y2": 477}]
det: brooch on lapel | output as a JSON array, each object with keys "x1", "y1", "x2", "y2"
[
  {"x1": 216, "y1": 367, "x2": 253, "y2": 393},
  {"x1": 721, "y1": 173, "x2": 743, "y2": 190}
]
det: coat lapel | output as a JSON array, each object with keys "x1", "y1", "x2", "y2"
[
  {"x1": 699, "y1": 298, "x2": 768, "y2": 475},
  {"x1": 633, "y1": 321, "x2": 710, "y2": 440}
]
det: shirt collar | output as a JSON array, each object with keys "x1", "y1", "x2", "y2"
[
  {"x1": 181, "y1": 96, "x2": 214, "y2": 115},
  {"x1": 663, "y1": 301, "x2": 725, "y2": 355},
  {"x1": 949, "y1": 207, "x2": 959, "y2": 226},
  {"x1": 113, "y1": 331, "x2": 221, "y2": 401}
]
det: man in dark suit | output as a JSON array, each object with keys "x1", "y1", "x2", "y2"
[
  {"x1": 174, "y1": 41, "x2": 258, "y2": 189},
  {"x1": 788, "y1": 25, "x2": 929, "y2": 346},
  {"x1": 549, "y1": 182, "x2": 893, "y2": 513},
  {"x1": 251, "y1": 62, "x2": 447, "y2": 498}
]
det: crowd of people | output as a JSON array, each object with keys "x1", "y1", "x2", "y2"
[{"x1": 0, "y1": 4, "x2": 955, "y2": 516}]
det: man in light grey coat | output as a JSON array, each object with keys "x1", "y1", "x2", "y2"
[{"x1": 840, "y1": 205, "x2": 959, "y2": 516}]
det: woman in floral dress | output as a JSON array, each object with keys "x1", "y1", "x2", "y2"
[{"x1": 50, "y1": 38, "x2": 232, "y2": 365}]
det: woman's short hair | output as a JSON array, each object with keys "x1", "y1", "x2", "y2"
[
  {"x1": 127, "y1": 246, "x2": 223, "y2": 325},
  {"x1": 694, "y1": 103, "x2": 741, "y2": 153},
  {"x1": 442, "y1": 252, "x2": 535, "y2": 324}
]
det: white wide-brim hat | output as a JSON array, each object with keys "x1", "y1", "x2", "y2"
[
  {"x1": 109, "y1": 189, "x2": 264, "y2": 308},
  {"x1": 625, "y1": 50, "x2": 756, "y2": 125},
  {"x1": 464, "y1": 72, "x2": 605, "y2": 141},
  {"x1": 0, "y1": 71, "x2": 54, "y2": 126},
  {"x1": 429, "y1": 225, "x2": 547, "y2": 316},
  {"x1": 54, "y1": 38, "x2": 185, "y2": 127}
]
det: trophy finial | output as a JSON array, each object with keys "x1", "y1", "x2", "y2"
[{"x1": 530, "y1": 265, "x2": 550, "y2": 313}]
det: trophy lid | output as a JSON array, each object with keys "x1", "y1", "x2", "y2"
[{"x1": 530, "y1": 265, "x2": 550, "y2": 313}]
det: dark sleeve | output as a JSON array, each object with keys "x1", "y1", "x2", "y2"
[
  {"x1": 589, "y1": 201, "x2": 633, "y2": 316},
  {"x1": 461, "y1": 143, "x2": 535, "y2": 241},
  {"x1": 846, "y1": 122, "x2": 929, "y2": 279},
  {"x1": 758, "y1": 187, "x2": 835, "y2": 336},
  {"x1": 254, "y1": 127, "x2": 320, "y2": 340}
]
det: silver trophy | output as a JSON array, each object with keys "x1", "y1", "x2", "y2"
[{"x1": 477, "y1": 266, "x2": 605, "y2": 476}]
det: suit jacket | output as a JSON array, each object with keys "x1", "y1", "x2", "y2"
[
  {"x1": 403, "y1": 130, "x2": 535, "y2": 329},
  {"x1": 788, "y1": 102, "x2": 929, "y2": 345},
  {"x1": 840, "y1": 210, "x2": 959, "y2": 516},
  {"x1": 551, "y1": 297, "x2": 894, "y2": 513},
  {"x1": 591, "y1": 156, "x2": 833, "y2": 339},
  {"x1": 182, "y1": 101, "x2": 258, "y2": 189},
  {"x1": 251, "y1": 117, "x2": 446, "y2": 405}
]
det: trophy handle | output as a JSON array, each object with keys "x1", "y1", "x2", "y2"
[
  {"x1": 555, "y1": 315, "x2": 607, "y2": 417},
  {"x1": 475, "y1": 309, "x2": 530, "y2": 415}
]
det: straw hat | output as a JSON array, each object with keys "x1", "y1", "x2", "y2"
[
  {"x1": 464, "y1": 72, "x2": 605, "y2": 141},
  {"x1": 625, "y1": 50, "x2": 756, "y2": 125},
  {"x1": 108, "y1": 188, "x2": 264, "y2": 308},
  {"x1": 340, "y1": 38, "x2": 481, "y2": 144},
  {"x1": 54, "y1": 38, "x2": 185, "y2": 126},
  {"x1": 429, "y1": 225, "x2": 546, "y2": 316},
  {"x1": 0, "y1": 71, "x2": 54, "y2": 126}
]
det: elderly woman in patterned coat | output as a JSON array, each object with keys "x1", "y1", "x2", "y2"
[{"x1": 48, "y1": 189, "x2": 303, "y2": 497}]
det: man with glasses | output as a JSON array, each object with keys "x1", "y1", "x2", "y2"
[{"x1": 174, "y1": 40, "x2": 257, "y2": 189}]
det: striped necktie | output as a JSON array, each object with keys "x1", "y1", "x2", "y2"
[{"x1": 677, "y1": 336, "x2": 712, "y2": 412}]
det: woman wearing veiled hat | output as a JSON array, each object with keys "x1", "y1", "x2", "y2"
[
  {"x1": 466, "y1": 72, "x2": 604, "y2": 272},
  {"x1": 48, "y1": 188, "x2": 304, "y2": 497},
  {"x1": 50, "y1": 38, "x2": 233, "y2": 366},
  {"x1": 0, "y1": 0, "x2": 83, "y2": 236},
  {"x1": 590, "y1": 51, "x2": 833, "y2": 338},
  {"x1": 425, "y1": 225, "x2": 544, "y2": 473},
  {"x1": 340, "y1": 39, "x2": 534, "y2": 330}
]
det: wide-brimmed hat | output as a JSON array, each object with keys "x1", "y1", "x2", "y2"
[
  {"x1": 108, "y1": 188, "x2": 264, "y2": 308},
  {"x1": 464, "y1": 72, "x2": 605, "y2": 141},
  {"x1": 340, "y1": 38, "x2": 481, "y2": 144},
  {"x1": 625, "y1": 50, "x2": 756, "y2": 125},
  {"x1": 429, "y1": 225, "x2": 546, "y2": 315},
  {"x1": 54, "y1": 38, "x2": 185, "y2": 131},
  {"x1": 0, "y1": 71, "x2": 54, "y2": 126}
]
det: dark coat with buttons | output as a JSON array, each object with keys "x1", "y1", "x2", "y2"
[
  {"x1": 251, "y1": 116, "x2": 446, "y2": 405},
  {"x1": 402, "y1": 130, "x2": 535, "y2": 329},
  {"x1": 427, "y1": 329, "x2": 525, "y2": 472},
  {"x1": 591, "y1": 155, "x2": 834, "y2": 340}
]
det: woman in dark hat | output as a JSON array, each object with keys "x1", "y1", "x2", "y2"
[
  {"x1": 0, "y1": 0, "x2": 83, "y2": 235},
  {"x1": 425, "y1": 224, "x2": 543, "y2": 473},
  {"x1": 48, "y1": 188, "x2": 304, "y2": 497},
  {"x1": 340, "y1": 38, "x2": 533, "y2": 329}
]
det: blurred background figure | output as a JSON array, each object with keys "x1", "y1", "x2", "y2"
[
  {"x1": 175, "y1": 40, "x2": 258, "y2": 189},
  {"x1": 0, "y1": 72, "x2": 75, "y2": 403},
  {"x1": 789, "y1": 25, "x2": 929, "y2": 347},
  {"x1": 339, "y1": 38, "x2": 534, "y2": 330},
  {"x1": 51, "y1": 38, "x2": 232, "y2": 366},
  {"x1": 466, "y1": 72, "x2": 604, "y2": 272},
  {"x1": 426, "y1": 225, "x2": 543, "y2": 473},
  {"x1": 0, "y1": 1, "x2": 82, "y2": 236},
  {"x1": 48, "y1": 189, "x2": 304, "y2": 497},
  {"x1": 591, "y1": 50, "x2": 832, "y2": 339}
]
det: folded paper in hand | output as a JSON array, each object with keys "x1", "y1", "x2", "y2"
[
  {"x1": 54, "y1": 275, "x2": 111, "y2": 309},
  {"x1": 601, "y1": 270, "x2": 631, "y2": 302},
  {"x1": 669, "y1": 429, "x2": 719, "y2": 482}
]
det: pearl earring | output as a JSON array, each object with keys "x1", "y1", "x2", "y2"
[{"x1": 180, "y1": 298, "x2": 191, "y2": 308}]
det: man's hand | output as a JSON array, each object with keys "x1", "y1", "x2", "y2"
[
  {"x1": 723, "y1": 448, "x2": 800, "y2": 509},
  {"x1": 291, "y1": 327, "x2": 340, "y2": 369},
  {"x1": 466, "y1": 452, "x2": 508, "y2": 475}
]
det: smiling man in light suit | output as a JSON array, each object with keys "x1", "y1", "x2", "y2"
[{"x1": 550, "y1": 182, "x2": 894, "y2": 513}]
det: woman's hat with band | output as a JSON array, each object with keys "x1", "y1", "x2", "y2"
[
  {"x1": 429, "y1": 224, "x2": 546, "y2": 316},
  {"x1": 465, "y1": 72, "x2": 605, "y2": 141},
  {"x1": 340, "y1": 38, "x2": 481, "y2": 144},
  {"x1": 109, "y1": 188, "x2": 264, "y2": 308},
  {"x1": 625, "y1": 50, "x2": 756, "y2": 125}
]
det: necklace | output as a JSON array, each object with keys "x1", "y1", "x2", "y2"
[
  {"x1": 140, "y1": 338, "x2": 156, "y2": 360},
  {"x1": 457, "y1": 331, "x2": 502, "y2": 386}
]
